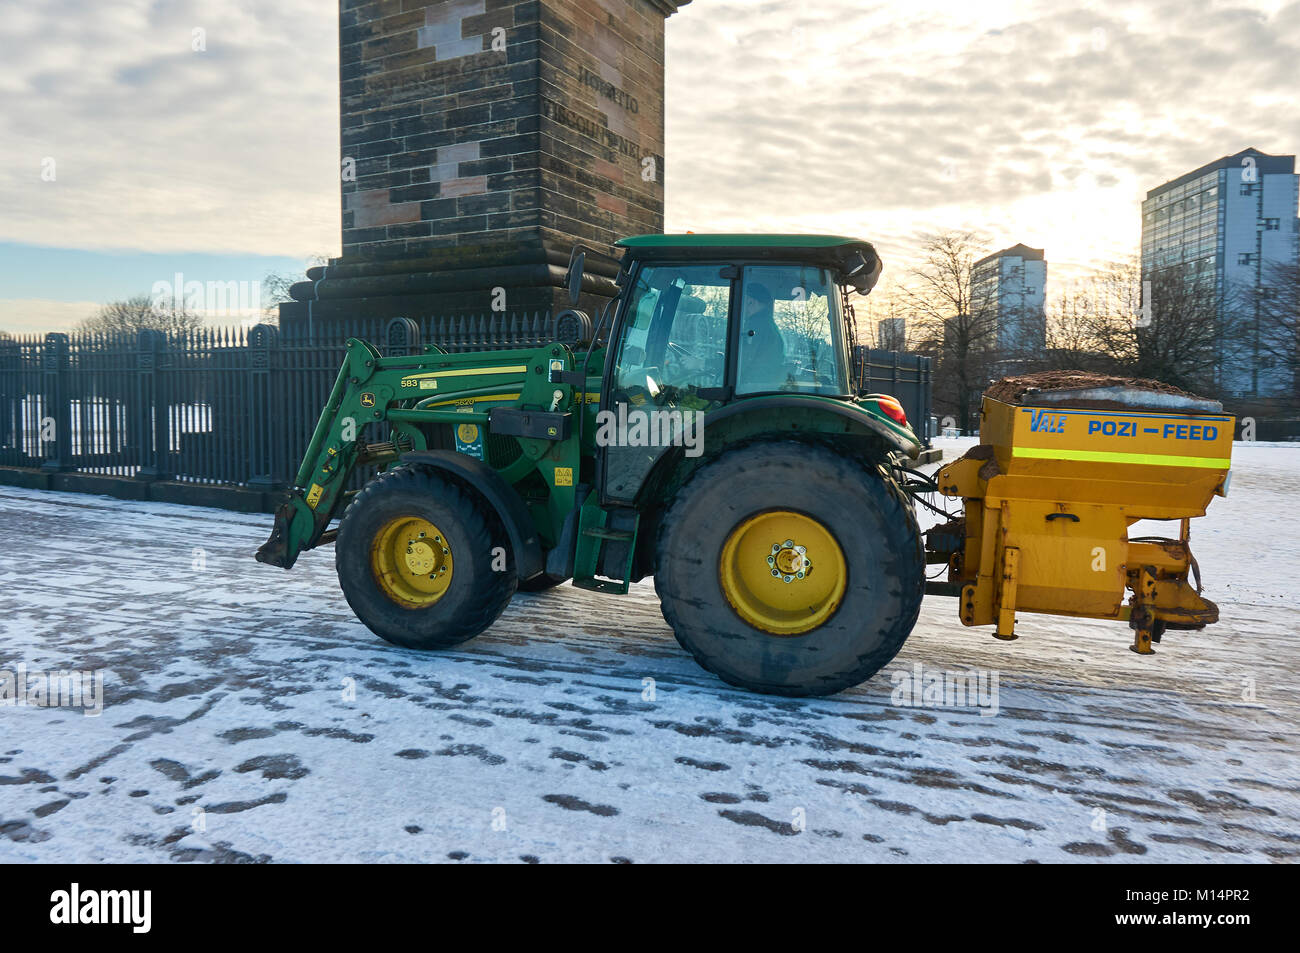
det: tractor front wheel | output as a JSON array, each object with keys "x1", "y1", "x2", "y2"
[
  {"x1": 335, "y1": 466, "x2": 516, "y2": 649},
  {"x1": 655, "y1": 440, "x2": 924, "y2": 696}
]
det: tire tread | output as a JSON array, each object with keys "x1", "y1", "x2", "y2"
[
  {"x1": 335, "y1": 465, "x2": 516, "y2": 648},
  {"x1": 654, "y1": 439, "x2": 924, "y2": 696}
]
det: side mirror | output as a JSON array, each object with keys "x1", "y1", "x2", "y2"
[
  {"x1": 567, "y1": 250, "x2": 586, "y2": 306},
  {"x1": 853, "y1": 256, "x2": 882, "y2": 295},
  {"x1": 843, "y1": 248, "x2": 883, "y2": 295}
]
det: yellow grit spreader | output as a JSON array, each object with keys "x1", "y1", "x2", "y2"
[{"x1": 925, "y1": 380, "x2": 1234, "y2": 654}]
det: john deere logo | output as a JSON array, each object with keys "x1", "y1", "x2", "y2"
[{"x1": 360, "y1": 393, "x2": 375, "y2": 408}]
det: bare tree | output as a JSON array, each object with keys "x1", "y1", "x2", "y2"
[
  {"x1": 1136, "y1": 263, "x2": 1231, "y2": 394},
  {"x1": 1043, "y1": 277, "x2": 1132, "y2": 373},
  {"x1": 1042, "y1": 257, "x2": 1232, "y2": 395},
  {"x1": 898, "y1": 231, "x2": 999, "y2": 431},
  {"x1": 79, "y1": 295, "x2": 204, "y2": 335},
  {"x1": 1045, "y1": 286, "x2": 1099, "y2": 367},
  {"x1": 856, "y1": 291, "x2": 913, "y2": 351},
  {"x1": 1239, "y1": 259, "x2": 1299, "y2": 398},
  {"x1": 260, "y1": 274, "x2": 295, "y2": 325},
  {"x1": 262, "y1": 255, "x2": 330, "y2": 324}
]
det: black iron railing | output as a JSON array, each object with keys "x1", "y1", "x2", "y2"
[
  {"x1": 0, "y1": 318, "x2": 933, "y2": 492},
  {"x1": 854, "y1": 346, "x2": 934, "y2": 439}
]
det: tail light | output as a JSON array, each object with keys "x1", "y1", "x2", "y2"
[{"x1": 869, "y1": 395, "x2": 908, "y2": 427}]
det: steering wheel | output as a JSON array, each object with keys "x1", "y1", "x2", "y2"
[{"x1": 663, "y1": 340, "x2": 704, "y2": 380}]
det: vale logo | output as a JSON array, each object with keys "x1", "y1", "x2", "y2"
[{"x1": 1028, "y1": 409, "x2": 1066, "y2": 434}]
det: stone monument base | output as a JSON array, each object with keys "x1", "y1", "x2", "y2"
[{"x1": 278, "y1": 231, "x2": 621, "y2": 344}]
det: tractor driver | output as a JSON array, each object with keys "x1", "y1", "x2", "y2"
[{"x1": 738, "y1": 282, "x2": 787, "y2": 391}]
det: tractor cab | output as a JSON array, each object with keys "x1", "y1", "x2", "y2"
[
  {"x1": 564, "y1": 234, "x2": 908, "y2": 506},
  {"x1": 605, "y1": 233, "x2": 881, "y2": 401}
]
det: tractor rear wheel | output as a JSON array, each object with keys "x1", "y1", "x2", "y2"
[
  {"x1": 655, "y1": 440, "x2": 924, "y2": 696},
  {"x1": 335, "y1": 466, "x2": 516, "y2": 649}
]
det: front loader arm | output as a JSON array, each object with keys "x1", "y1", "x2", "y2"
[
  {"x1": 255, "y1": 337, "x2": 578, "y2": 570},
  {"x1": 256, "y1": 339, "x2": 385, "y2": 568}
]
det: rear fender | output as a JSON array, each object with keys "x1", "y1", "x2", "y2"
[{"x1": 625, "y1": 396, "x2": 916, "y2": 578}]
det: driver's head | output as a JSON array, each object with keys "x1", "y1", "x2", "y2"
[{"x1": 744, "y1": 283, "x2": 774, "y2": 320}]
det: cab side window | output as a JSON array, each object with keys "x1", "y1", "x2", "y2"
[{"x1": 736, "y1": 265, "x2": 848, "y2": 395}]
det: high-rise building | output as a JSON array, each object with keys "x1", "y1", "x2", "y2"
[
  {"x1": 971, "y1": 244, "x2": 1047, "y2": 356},
  {"x1": 1141, "y1": 147, "x2": 1299, "y2": 398},
  {"x1": 876, "y1": 316, "x2": 907, "y2": 351}
]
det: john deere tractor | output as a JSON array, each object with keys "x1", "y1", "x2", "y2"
[{"x1": 257, "y1": 235, "x2": 927, "y2": 696}]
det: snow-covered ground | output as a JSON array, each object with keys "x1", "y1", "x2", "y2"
[{"x1": 1, "y1": 437, "x2": 1297, "y2": 863}]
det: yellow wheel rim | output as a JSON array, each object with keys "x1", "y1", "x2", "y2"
[
  {"x1": 370, "y1": 516, "x2": 454, "y2": 608},
  {"x1": 719, "y1": 510, "x2": 847, "y2": 635}
]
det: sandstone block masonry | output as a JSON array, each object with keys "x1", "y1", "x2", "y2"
[
  {"x1": 282, "y1": 0, "x2": 689, "y2": 328},
  {"x1": 338, "y1": 0, "x2": 688, "y2": 260}
]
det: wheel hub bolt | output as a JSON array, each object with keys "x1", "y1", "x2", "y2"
[{"x1": 770, "y1": 540, "x2": 812, "y2": 583}]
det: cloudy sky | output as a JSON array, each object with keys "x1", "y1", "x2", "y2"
[{"x1": 1, "y1": 0, "x2": 1298, "y2": 332}]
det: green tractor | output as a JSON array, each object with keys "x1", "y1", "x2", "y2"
[{"x1": 256, "y1": 234, "x2": 926, "y2": 696}]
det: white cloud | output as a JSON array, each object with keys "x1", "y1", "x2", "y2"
[
  {"x1": 0, "y1": 0, "x2": 339, "y2": 258},
  {"x1": 0, "y1": 298, "x2": 102, "y2": 334},
  {"x1": 665, "y1": 0, "x2": 1300, "y2": 282},
  {"x1": 0, "y1": 0, "x2": 1295, "y2": 296}
]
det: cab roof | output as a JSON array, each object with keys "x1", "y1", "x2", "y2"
[
  {"x1": 613, "y1": 231, "x2": 878, "y2": 269},
  {"x1": 617, "y1": 233, "x2": 871, "y2": 249},
  {"x1": 614, "y1": 234, "x2": 883, "y2": 290}
]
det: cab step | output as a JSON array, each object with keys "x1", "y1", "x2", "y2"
[
  {"x1": 572, "y1": 501, "x2": 639, "y2": 594},
  {"x1": 582, "y1": 526, "x2": 635, "y2": 542}
]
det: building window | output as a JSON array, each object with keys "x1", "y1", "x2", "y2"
[
  {"x1": 1237, "y1": 253, "x2": 1254, "y2": 265},
  {"x1": 1263, "y1": 218, "x2": 1280, "y2": 230},
  {"x1": 1240, "y1": 183, "x2": 1256, "y2": 196}
]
